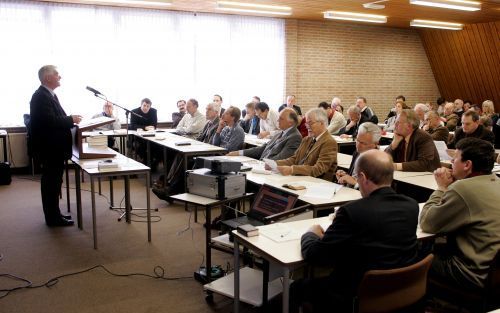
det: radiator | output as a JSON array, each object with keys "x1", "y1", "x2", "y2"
[{"x1": 0, "y1": 132, "x2": 29, "y2": 168}]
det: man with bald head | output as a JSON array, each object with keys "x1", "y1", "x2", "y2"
[
  {"x1": 228, "y1": 108, "x2": 301, "y2": 160},
  {"x1": 291, "y1": 149, "x2": 419, "y2": 313}
]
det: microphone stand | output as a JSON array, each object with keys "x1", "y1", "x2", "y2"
[{"x1": 91, "y1": 92, "x2": 144, "y2": 157}]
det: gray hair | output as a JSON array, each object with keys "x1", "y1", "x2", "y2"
[
  {"x1": 306, "y1": 108, "x2": 328, "y2": 127},
  {"x1": 206, "y1": 102, "x2": 216, "y2": 111},
  {"x1": 38, "y1": 65, "x2": 57, "y2": 83},
  {"x1": 414, "y1": 103, "x2": 429, "y2": 113},
  {"x1": 400, "y1": 109, "x2": 420, "y2": 129},
  {"x1": 347, "y1": 105, "x2": 361, "y2": 115},
  {"x1": 358, "y1": 122, "x2": 381, "y2": 143}
]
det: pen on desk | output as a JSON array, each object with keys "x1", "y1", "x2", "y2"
[{"x1": 280, "y1": 231, "x2": 291, "y2": 238}]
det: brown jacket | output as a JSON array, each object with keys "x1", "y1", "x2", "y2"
[
  {"x1": 427, "y1": 125, "x2": 449, "y2": 143},
  {"x1": 385, "y1": 129, "x2": 441, "y2": 172},
  {"x1": 276, "y1": 132, "x2": 338, "y2": 181},
  {"x1": 443, "y1": 113, "x2": 459, "y2": 131}
]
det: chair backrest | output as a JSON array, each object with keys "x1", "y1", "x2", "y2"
[{"x1": 355, "y1": 254, "x2": 434, "y2": 313}]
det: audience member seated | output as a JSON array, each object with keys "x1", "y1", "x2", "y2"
[
  {"x1": 318, "y1": 101, "x2": 333, "y2": 123},
  {"x1": 129, "y1": 98, "x2": 157, "y2": 130},
  {"x1": 420, "y1": 138, "x2": 500, "y2": 291},
  {"x1": 279, "y1": 95, "x2": 302, "y2": 115},
  {"x1": 335, "y1": 103, "x2": 344, "y2": 115},
  {"x1": 92, "y1": 101, "x2": 121, "y2": 148},
  {"x1": 424, "y1": 110, "x2": 449, "y2": 143},
  {"x1": 228, "y1": 108, "x2": 301, "y2": 160},
  {"x1": 339, "y1": 105, "x2": 369, "y2": 138},
  {"x1": 448, "y1": 110, "x2": 495, "y2": 149},
  {"x1": 196, "y1": 102, "x2": 219, "y2": 143},
  {"x1": 270, "y1": 108, "x2": 338, "y2": 181},
  {"x1": 463, "y1": 99, "x2": 472, "y2": 111},
  {"x1": 385, "y1": 100, "x2": 408, "y2": 132},
  {"x1": 326, "y1": 97, "x2": 347, "y2": 135},
  {"x1": 454, "y1": 99, "x2": 465, "y2": 126},
  {"x1": 436, "y1": 97, "x2": 446, "y2": 115},
  {"x1": 242, "y1": 96, "x2": 260, "y2": 118},
  {"x1": 176, "y1": 98, "x2": 206, "y2": 139},
  {"x1": 213, "y1": 94, "x2": 225, "y2": 117},
  {"x1": 385, "y1": 109, "x2": 441, "y2": 172},
  {"x1": 385, "y1": 95, "x2": 406, "y2": 122},
  {"x1": 290, "y1": 149, "x2": 419, "y2": 313},
  {"x1": 336, "y1": 122, "x2": 380, "y2": 188},
  {"x1": 171, "y1": 100, "x2": 186, "y2": 128},
  {"x1": 255, "y1": 102, "x2": 279, "y2": 139},
  {"x1": 211, "y1": 106, "x2": 244, "y2": 152},
  {"x1": 481, "y1": 100, "x2": 498, "y2": 141},
  {"x1": 129, "y1": 98, "x2": 157, "y2": 162},
  {"x1": 441, "y1": 102, "x2": 459, "y2": 131},
  {"x1": 414, "y1": 103, "x2": 429, "y2": 129},
  {"x1": 239, "y1": 102, "x2": 260, "y2": 135},
  {"x1": 356, "y1": 96, "x2": 378, "y2": 124}
]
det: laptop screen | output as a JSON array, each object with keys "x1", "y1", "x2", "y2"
[{"x1": 249, "y1": 184, "x2": 298, "y2": 220}]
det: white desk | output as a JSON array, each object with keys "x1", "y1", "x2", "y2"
[
  {"x1": 82, "y1": 129, "x2": 134, "y2": 154},
  {"x1": 396, "y1": 174, "x2": 438, "y2": 191},
  {"x1": 71, "y1": 150, "x2": 151, "y2": 249},
  {"x1": 244, "y1": 134, "x2": 270, "y2": 147},
  {"x1": 232, "y1": 215, "x2": 434, "y2": 313}
]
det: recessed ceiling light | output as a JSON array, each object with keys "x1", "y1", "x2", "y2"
[
  {"x1": 409, "y1": 0, "x2": 481, "y2": 12},
  {"x1": 81, "y1": 0, "x2": 172, "y2": 7},
  {"x1": 324, "y1": 11, "x2": 387, "y2": 23},
  {"x1": 410, "y1": 19, "x2": 463, "y2": 30},
  {"x1": 216, "y1": 1, "x2": 292, "y2": 16}
]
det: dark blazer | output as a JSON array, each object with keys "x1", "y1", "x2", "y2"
[
  {"x1": 427, "y1": 125, "x2": 449, "y2": 143},
  {"x1": 339, "y1": 115, "x2": 369, "y2": 137},
  {"x1": 301, "y1": 187, "x2": 419, "y2": 294},
  {"x1": 129, "y1": 107, "x2": 158, "y2": 130},
  {"x1": 243, "y1": 127, "x2": 302, "y2": 160},
  {"x1": 29, "y1": 86, "x2": 74, "y2": 160},
  {"x1": 448, "y1": 124, "x2": 495, "y2": 149},
  {"x1": 240, "y1": 116, "x2": 260, "y2": 135},
  {"x1": 196, "y1": 117, "x2": 219, "y2": 143},
  {"x1": 171, "y1": 112, "x2": 185, "y2": 128},
  {"x1": 385, "y1": 129, "x2": 441, "y2": 172}
]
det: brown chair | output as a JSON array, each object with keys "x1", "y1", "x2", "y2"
[
  {"x1": 353, "y1": 254, "x2": 434, "y2": 313},
  {"x1": 428, "y1": 250, "x2": 500, "y2": 313}
]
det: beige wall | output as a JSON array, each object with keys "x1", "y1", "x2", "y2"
[{"x1": 285, "y1": 19, "x2": 440, "y2": 118}]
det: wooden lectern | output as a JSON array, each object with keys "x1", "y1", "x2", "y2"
[{"x1": 72, "y1": 116, "x2": 117, "y2": 159}]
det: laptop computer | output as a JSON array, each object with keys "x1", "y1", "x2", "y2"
[{"x1": 222, "y1": 184, "x2": 299, "y2": 230}]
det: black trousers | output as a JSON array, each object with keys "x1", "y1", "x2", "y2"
[{"x1": 40, "y1": 157, "x2": 65, "y2": 223}]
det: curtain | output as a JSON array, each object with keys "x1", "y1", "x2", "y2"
[{"x1": 0, "y1": 0, "x2": 285, "y2": 125}]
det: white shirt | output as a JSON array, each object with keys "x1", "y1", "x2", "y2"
[
  {"x1": 259, "y1": 109, "x2": 279, "y2": 138},
  {"x1": 327, "y1": 111, "x2": 347, "y2": 135},
  {"x1": 176, "y1": 110, "x2": 206, "y2": 136}
]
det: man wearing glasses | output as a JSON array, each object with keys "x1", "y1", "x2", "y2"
[
  {"x1": 268, "y1": 108, "x2": 338, "y2": 181},
  {"x1": 336, "y1": 122, "x2": 380, "y2": 188}
]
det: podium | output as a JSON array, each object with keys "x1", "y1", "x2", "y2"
[{"x1": 72, "y1": 116, "x2": 117, "y2": 159}]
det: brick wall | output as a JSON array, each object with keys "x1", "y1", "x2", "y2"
[{"x1": 285, "y1": 19, "x2": 440, "y2": 119}]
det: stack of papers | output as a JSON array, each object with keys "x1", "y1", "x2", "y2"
[
  {"x1": 86, "y1": 135, "x2": 107, "y2": 147},
  {"x1": 97, "y1": 160, "x2": 119, "y2": 171}
]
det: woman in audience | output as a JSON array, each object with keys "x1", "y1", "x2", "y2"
[
  {"x1": 385, "y1": 100, "x2": 407, "y2": 132},
  {"x1": 481, "y1": 100, "x2": 498, "y2": 127}
]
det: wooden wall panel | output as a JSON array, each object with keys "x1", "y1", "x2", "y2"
[{"x1": 419, "y1": 21, "x2": 500, "y2": 111}]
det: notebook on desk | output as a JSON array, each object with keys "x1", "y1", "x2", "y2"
[{"x1": 222, "y1": 184, "x2": 298, "y2": 229}]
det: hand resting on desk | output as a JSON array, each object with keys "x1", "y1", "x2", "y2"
[{"x1": 307, "y1": 224, "x2": 325, "y2": 239}]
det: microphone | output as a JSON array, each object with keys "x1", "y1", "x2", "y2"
[{"x1": 86, "y1": 86, "x2": 102, "y2": 96}]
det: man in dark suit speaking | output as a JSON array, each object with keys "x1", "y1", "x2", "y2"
[
  {"x1": 290, "y1": 149, "x2": 419, "y2": 312},
  {"x1": 30, "y1": 65, "x2": 82, "y2": 227}
]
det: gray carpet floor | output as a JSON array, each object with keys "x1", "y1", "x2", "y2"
[{"x1": 0, "y1": 173, "x2": 259, "y2": 313}]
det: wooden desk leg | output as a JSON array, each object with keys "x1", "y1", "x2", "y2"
[
  {"x1": 206, "y1": 204, "x2": 212, "y2": 282},
  {"x1": 282, "y1": 267, "x2": 290, "y2": 313},
  {"x1": 262, "y1": 259, "x2": 269, "y2": 308},
  {"x1": 65, "y1": 161, "x2": 70, "y2": 213},
  {"x1": 75, "y1": 166, "x2": 83, "y2": 230},
  {"x1": 234, "y1": 238, "x2": 240, "y2": 313},
  {"x1": 124, "y1": 176, "x2": 131, "y2": 224},
  {"x1": 90, "y1": 176, "x2": 98, "y2": 249},
  {"x1": 146, "y1": 171, "x2": 151, "y2": 242}
]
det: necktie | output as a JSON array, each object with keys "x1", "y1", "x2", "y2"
[
  {"x1": 298, "y1": 138, "x2": 316, "y2": 165},
  {"x1": 249, "y1": 118, "x2": 255, "y2": 134},
  {"x1": 402, "y1": 139, "x2": 408, "y2": 162}
]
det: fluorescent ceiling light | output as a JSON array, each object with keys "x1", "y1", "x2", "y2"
[
  {"x1": 410, "y1": 19, "x2": 463, "y2": 30},
  {"x1": 409, "y1": 0, "x2": 481, "y2": 11},
  {"x1": 323, "y1": 11, "x2": 387, "y2": 23},
  {"x1": 82, "y1": 0, "x2": 172, "y2": 7},
  {"x1": 216, "y1": 1, "x2": 292, "y2": 15}
]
